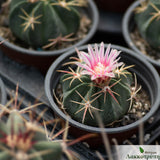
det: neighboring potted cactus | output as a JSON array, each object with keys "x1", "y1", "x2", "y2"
[
  {"x1": 122, "y1": 0, "x2": 160, "y2": 69},
  {"x1": 0, "y1": 111, "x2": 63, "y2": 160},
  {"x1": 0, "y1": 85, "x2": 96, "y2": 159},
  {"x1": 45, "y1": 42, "x2": 160, "y2": 147},
  {"x1": 134, "y1": 0, "x2": 160, "y2": 50},
  {"x1": 9, "y1": 0, "x2": 82, "y2": 48},
  {"x1": 0, "y1": 0, "x2": 99, "y2": 71}
]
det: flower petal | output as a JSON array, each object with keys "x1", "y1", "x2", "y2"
[{"x1": 99, "y1": 42, "x2": 104, "y2": 62}]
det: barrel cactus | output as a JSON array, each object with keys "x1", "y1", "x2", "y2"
[
  {"x1": 60, "y1": 42, "x2": 134, "y2": 126},
  {"x1": 135, "y1": 0, "x2": 160, "y2": 50},
  {"x1": 9, "y1": 0, "x2": 87, "y2": 48},
  {"x1": 0, "y1": 111, "x2": 62, "y2": 160}
]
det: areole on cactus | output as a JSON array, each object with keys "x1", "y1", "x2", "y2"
[
  {"x1": 59, "y1": 42, "x2": 136, "y2": 126},
  {"x1": 9, "y1": 0, "x2": 87, "y2": 48},
  {"x1": 135, "y1": 0, "x2": 160, "y2": 50}
]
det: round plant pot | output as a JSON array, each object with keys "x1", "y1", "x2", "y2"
[
  {"x1": 45, "y1": 44, "x2": 160, "y2": 148},
  {"x1": 0, "y1": 0, "x2": 99, "y2": 73},
  {"x1": 122, "y1": 0, "x2": 160, "y2": 71},
  {"x1": 94, "y1": 0, "x2": 135, "y2": 13},
  {"x1": 0, "y1": 77, "x2": 7, "y2": 105}
]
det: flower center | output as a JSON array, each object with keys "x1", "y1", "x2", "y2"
[
  {"x1": 94, "y1": 62, "x2": 106, "y2": 75},
  {"x1": 6, "y1": 133, "x2": 33, "y2": 152}
]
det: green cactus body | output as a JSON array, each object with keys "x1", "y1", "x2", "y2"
[
  {"x1": 9, "y1": 0, "x2": 80, "y2": 48},
  {"x1": 0, "y1": 111, "x2": 62, "y2": 160},
  {"x1": 135, "y1": 0, "x2": 160, "y2": 50},
  {"x1": 33, "y1": 141, "x2": 62, "y2": 160},
  {"x1": 0, "y1": 152, "x2": 10, "y2": 160},
  {"x1": 6, "y1": 111, "x2": 25, "y2": 134},
  {"x1": 61, "y1": 71, "x2": 132, "y2": 126}
]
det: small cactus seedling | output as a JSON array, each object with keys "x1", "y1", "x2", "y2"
[
  {"x1": 9, "y1": 0, "x2": 87, "y2": 48},
  {"x1": 59, "y1": 42, "x2": 136, "y2": 126},
  {"x1": 135, "y1": 0, "x2": 160, "y2": 50}
]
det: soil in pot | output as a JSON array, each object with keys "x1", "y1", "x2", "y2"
[{"x1": 45, "y1": 43, "x2": 160, "y2": 148}]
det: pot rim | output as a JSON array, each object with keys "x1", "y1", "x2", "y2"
[
  {"x1": 45, "y1": 43, "x2": 160, "y2": 134},
  {"x1": 122, "y1": 0, "x2": 160, "y2": 68},
  {"x1": 0, "y1": 77, "x2": 7, "y2": 105},
  {"x1": 0, "y1": 0, "x2": 99, "y2": 57}
]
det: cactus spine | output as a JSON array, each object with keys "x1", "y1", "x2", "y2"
[{"x1": 9, "y1": 0, "x2": 83, "y2": 48}]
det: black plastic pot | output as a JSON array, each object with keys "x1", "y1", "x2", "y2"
[
  {"x1": 94, "y1": 0, "x2": 135, "y2": 13},
  {"x1": 45, "y1": 44, "x2": 160, "y2": 148},
  {"x1": 0, "y1": 77, "x2": 7, "y2": 105},
  {"x1": 122, "y1": 0, "x2": 160, "y2": 71},
  {"x1": 0, "y1": 0, "x2": 99, "y2": 72}
]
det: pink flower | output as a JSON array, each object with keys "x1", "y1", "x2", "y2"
[{"x1": 76, "y1": 42, "x2": 123, "y2": 83}]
